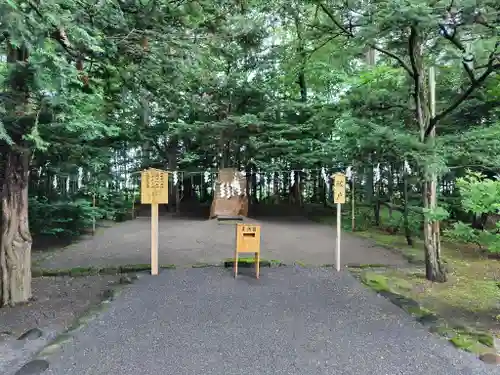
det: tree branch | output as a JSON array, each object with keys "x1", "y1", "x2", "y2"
[
  {"x1": 438, "y1": 24, "x2": 476, "y2": 82},
  {"x1": 370, "y1": 45, "x2": 414, "y2": 78},
  {"x1": 0, "y1": 32, "x2": 8, "y2": 44},
  {"x1": 426, "y1": 42, "x2": 500, "y2": 139},
  {"x1": 316, "y1": 1, "x2": 414, "y2": 77},
  {"x1": 316, "y1": 1, "x2": 353, "y2": 37},
  {"x1": 307, "y1": 33, "x2": 342, "y2": 59},
  {"x1": 25, "y1": 0, "x2": 91, "y2": 61}
]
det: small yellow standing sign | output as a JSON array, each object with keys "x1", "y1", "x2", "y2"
[
  {"x1": 234, "y1": 223, "x2": 261, "y2": 279},
  {"x1": 141, "y1": 168, "x2": 169, "y2": 276},
  {"x1": 333, "y1": 173, "x2": 346, "y2": 204}
]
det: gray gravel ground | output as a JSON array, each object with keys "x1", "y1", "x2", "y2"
[
  {"x1": 0, "y1": 275, "x2": 122, "y2": 375},
  {"x1": 35, "y1": 216, "x2": 407, "y2": 269},
  {"x1": 39, "y1": 267, "x2": 499, "y2": 375}
]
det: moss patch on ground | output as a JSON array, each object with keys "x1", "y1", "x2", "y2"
[
  {"x1": 32, "y1": 264, "x2": 176, "y2": 277},
  {"x1": 352, "y1": 229, "x2": 500, "y2": 358},
  {"x1": 223, "y1": 257, "x2": 282, "y2": 268}
]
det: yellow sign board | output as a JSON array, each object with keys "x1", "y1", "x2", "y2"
[
  {"x1": 236, "y1": 224, "x2": 261, "y2": 253},
  {"x1": 234, "y1": 223, "x2": 261, "y2": 279},
  {"x1": 333, "y1": 173, "x2": 346, "y2": 204},
  {"x1": 141, "y1": 168, "x2": 169, "y2": 204}
]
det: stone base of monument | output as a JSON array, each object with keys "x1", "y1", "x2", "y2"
[
  {"x1": 216, "y1": 215, "x2": 244, "y2": 224},
  {"x1": 217, "y1": 215, "x2": 244, "y2": 220}
]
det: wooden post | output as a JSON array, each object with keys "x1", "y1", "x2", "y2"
[
  {"x1": 332, "y1": 173, "x2": 346, "y2": 272},
  {"x1": 151, "y1": 203, "x2": 159, "y2": 275},
  {"x1": 429, "y1": 66, "x2": 440, "y2": 251},
  {"x1": 141, "y1": 168, "x2": 169, "y2": 276},
  {"x1": 233, "y1": 246, "x2": 239, "y2": 278},
  {"x1": 255, "y1": 251, "x2": 260, "y2": 279},
  {"x1": 336, "y1": 203, "x2": 341, "y2": 272}
]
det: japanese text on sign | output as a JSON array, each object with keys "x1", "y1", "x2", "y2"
[
  {"x1": 333, "y1": 173, "x2": 346, "y2": 204},
  {"x1": 141, "y1": 168, "x2": 169, "y2": 204},
  {"x1": 242, "y1": 225, "x2": 258, "y2": 233}
]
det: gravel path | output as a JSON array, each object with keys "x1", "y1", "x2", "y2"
[
  {"x1": 36, "y1": 216, "x2": 407, "y2": 269},
  {"x1": 0, "y1": 275, "x2": 121, "y2": 375},
  {"x1": 40, "y1": 267, "x2": 498, "y2": 375}
]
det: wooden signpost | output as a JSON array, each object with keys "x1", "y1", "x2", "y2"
[
  {"x1": 234, "y1": 223, "x2": 261, "y2": 279},
  {"x1": 332, "y1": 173, "x2": 346, "y2": 271},
  {"x1": 140, "y1": 168, "x2": 169, "y2": 275}
]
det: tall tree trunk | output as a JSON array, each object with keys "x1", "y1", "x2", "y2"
[
  {"x1": 167, "y1": 137, "x2": 178, "y2": 212},
  {"x1": 292, "y1": 7, "x2": 306, "y2": 206},
  {"x1": 365, "y1": 156, "x2": 374, "y2": 220},
  {"x1": 251, "y1": 167, "x2": 257, "y2": 205},
  {"x1": 402, "y1": 168, "x2": 413, "y2": 246},
  {"x1": 374, "y1": 178, "x2": 381, "y2": 226},
  {"x1": 424, "y1": 66, "x2": 445, "y2": 281},
  {"x1": 312, "y1": 169, "x2": 318, "y2": 203},
  {"x1": 1, "y1": 41, "x2": 33, "y2": 306},
  {"x1": 387, "y1": 164, "x2": 394, "y2": 219},
  {"x1": 140, "y1": 96, "x2": 151, "y2": 168},
  {"x1": 365, "y1": 49, "x2": 376, "y2": 222},
  {"x1": 409, "y1": 26, "x2": 446, "y2": 282},
  {"x1": 0, "y1": 149, "x2": 32, "y2": 306}
]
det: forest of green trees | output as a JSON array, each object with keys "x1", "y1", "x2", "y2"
[{"x1": 0, "y1": 0, "x2": 499, "y2": 306}]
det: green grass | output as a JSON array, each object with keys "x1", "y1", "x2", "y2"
[
  {"x1": 359, "y1": 269, "x2": 495, "y2": 356},
  {"x1": 325, "y1": 204, "x2": 500, "y2": 358}
]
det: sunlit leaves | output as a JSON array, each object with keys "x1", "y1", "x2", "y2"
[
  {"x1": 446, "y1": 172, "x2": 500, "y2": 253},
  {"x1": 456, "y1": 172, "x2": 500, "y2": 215}
]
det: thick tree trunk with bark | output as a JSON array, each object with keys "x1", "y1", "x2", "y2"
[
  {"x1": 1, "y1": 41, "x2": 33, "y2": 306},
  {"x1": 0, "y1": 149, "x2": 32, "y2": 306},
  {"x1": 409, "y1": 26, "x2": 447, "y2": 282},
  {"x1": 422, "y1": 179, "x2": 446, "y2": 281}
]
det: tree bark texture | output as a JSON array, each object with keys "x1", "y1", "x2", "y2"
[
  {"x1": 409, "y1": 26, "x2": 447, "y2": 282},
  {"x1": 1, "y1": 41, "x2": 34, "y2": 306},
  {"x1": 0, "y1": 149, "x2": 32, "y2": 306}
]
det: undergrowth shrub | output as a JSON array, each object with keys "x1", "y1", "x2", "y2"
[
  {"x1": 29, "y1": 197, "x2": 100, "y2": 238},
  {"x1": 95, "y1": 190, "x2": 135, "y2": 222},
  {"x1": 378, "y1": 207, "x2": 422, "y2": 236},
  {"x1": 445, "y1": 172, "x2": 500, "y2": 253}
]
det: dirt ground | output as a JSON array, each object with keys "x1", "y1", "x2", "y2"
[{"x1": 0, "y1": 275, "x2": 122, "y2": 339}]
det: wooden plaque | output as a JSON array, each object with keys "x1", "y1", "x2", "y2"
[
  {"x1": 333, "y1": 173, "x2": 346, "y2": 204},
  {"x1": 141, "y1": 168, "x2": 169, "y2": 204}
]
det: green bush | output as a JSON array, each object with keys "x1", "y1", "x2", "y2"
[
  {"x1": 94, "y1": 190, "x2": 135, "y2": 222},
  {"x1": 360, "y1": 205, "x2": 422, "y2": 236},
  {"x1": 349, "y1": 206, "x2": 373, "y2": 231},
  {"x1": 445, "y1": 172, "x2": 500, "y2": 253},
  {"x1": 29, "y1": 197, "x2": 100, "y2": 238}
]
